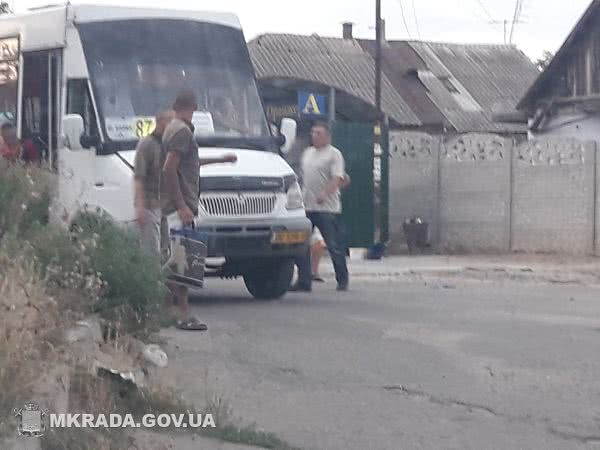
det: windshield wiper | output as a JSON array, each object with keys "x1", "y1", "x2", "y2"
[{"x1": 195, "y1": 136, "x2": 280, "y2": 152}]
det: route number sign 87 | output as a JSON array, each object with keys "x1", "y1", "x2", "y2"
[{"x1": 135, "y1": 119, "x2": 156, "y2": 138}]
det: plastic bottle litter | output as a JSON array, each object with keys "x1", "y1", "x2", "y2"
[{"x1": 142, "y1": 344, "x2": 168, "y2": 368}]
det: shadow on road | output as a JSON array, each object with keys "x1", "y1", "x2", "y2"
[{"x1": 187, "y1": 281, "x2": 341, "y2": 308}]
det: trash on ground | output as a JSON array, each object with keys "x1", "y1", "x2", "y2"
[
  {"x1": 64, "y1": 318, "x2": 103, "y2": 344},
  {"x1": 142, "y1": 344, "x2": 168, "y2": 368}
]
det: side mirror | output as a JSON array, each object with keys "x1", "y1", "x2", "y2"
[
  {"x1": 80, "y1": 134, "x2": 101, "y2": 150},
  {"x1": 279, "y1": 118, "x2": 297, "y2": 154},
  {"x1": 62, "y1": 114, "x2": 101, "y2": 150},
  {"x1": 62, "y1": 114, "x2": 84, "y2": 150}
]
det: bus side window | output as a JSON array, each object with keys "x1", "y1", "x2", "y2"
[{"x1": 66, "y1": 79, "x2": 98, "y2": 136}]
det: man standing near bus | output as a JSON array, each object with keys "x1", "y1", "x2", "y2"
[
  {"x1": 133, "y1": 109, "x2": 174, "y2": 257},
  {"x1": 161, "y1": 90, "x2": 237, "y2": 330},
  {"x1": 290, "y1": 121, "x2": 349, "y2": 292}
]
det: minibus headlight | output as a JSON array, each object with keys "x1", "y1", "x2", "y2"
[{"x1": 285, "y1": 181, "x2": 304, "y2": 210}]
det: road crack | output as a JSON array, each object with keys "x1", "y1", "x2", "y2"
[
  {"x1": 382, "y1": 385, "x2": 497, "y2": 416},
  {"x1": 548, "y1": 426, "x2": 600, "y2": 444},
  {"x1": 383, "y1": 385, "x2": 600, "y2": 445}
]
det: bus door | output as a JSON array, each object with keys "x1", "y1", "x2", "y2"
[{"x1": 21, "y1": 49, "x2": 61, "y2": 168}]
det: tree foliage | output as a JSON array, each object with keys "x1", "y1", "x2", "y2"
[
  {"x1": 0, "y1": 2, "x2": 11, "y2": 14},
  {"x1": 535, "y1": 51, "x2": 554, "y2": 72}
]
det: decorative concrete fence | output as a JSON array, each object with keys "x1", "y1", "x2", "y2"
[{"x1": 389, "y1": 131, "x2": 598, "y2": 255}]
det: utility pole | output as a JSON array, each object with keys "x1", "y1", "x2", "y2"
[
  {"x1": 489, "y1": 17, "x2": 522, "y2": 45},
  {"x1": 509, "y1": 0, "x2": 524, "y2": 44},
  {"x1": 374, "y1": 0, "x2": 386, "y2": 244},
  {"x1": 375, "y1": 0, "x2": 382, "y2": 116}
]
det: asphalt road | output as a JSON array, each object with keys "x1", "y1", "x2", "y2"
[{"x1": 159, "y1": 277, "x2": 600, "y2": 450}]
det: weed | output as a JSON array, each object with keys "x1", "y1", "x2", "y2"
[{"x1": 73, "y1": 211, "x2": 166, "y2": 331}]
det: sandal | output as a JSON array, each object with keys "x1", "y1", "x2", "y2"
[
  {"x1": 312, "y1": 275, "x2": 325, "y2": 282},
  {"x1": 175, "y1": 317, "x2": 208, "y2": 331}
]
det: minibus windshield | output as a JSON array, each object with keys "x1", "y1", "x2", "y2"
[{"x1": 78, "y1": 20, "x2": 270, "y2": 145}]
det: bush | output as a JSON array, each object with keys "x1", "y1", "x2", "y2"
[
  {"x1": 0, "y1": 164, "x2": 166, "y2": 333},
  {"x1": 26, "y1": 224, "x2": 84, "y2": 276},
  {"x1": 73, "y1": 211, "x2": 166, "y2": 328},
  {"x1": 18, "y1": 189, "x2": 51, "y2": 235},
  {"x1": 0, "y1": 161, "x2": 53, "y2": 238}
]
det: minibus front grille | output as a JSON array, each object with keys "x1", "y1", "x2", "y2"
[{"x1": 199, "y1": 192, "x2": 277, "y2": 217}]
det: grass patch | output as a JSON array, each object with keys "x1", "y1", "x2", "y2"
[
  {"x1": 139, "y1": 387, "x2": 300, "y2": 450},
  {"x1": 202, "y1": 424, "x2": 300, "y2": 450},
  {"x1": 57, "y1": 371, "x2": 301, "y2": 450}
]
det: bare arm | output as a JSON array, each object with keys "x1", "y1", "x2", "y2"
[
  {"x1": 133, "y1": 140, "x2": 149, "y2": 223},
  {"x1": 323, "y1": 176, "x2": 345, "y2": 195},
  {"x1": 341, "y1": 174, "x2": 351, "y2": 189},
  {"x1": 133, "y1": 179, "x2": 147, "y2": 224},
  {"x1": 316, "y1": 177, "x2": 344, "y2": 205},
  {"x1": 134, "y1": 179, "x2": 145, "y2": 206},
  {"x1": 199, "y1": 153, "x2": 237, "y2": 166}
]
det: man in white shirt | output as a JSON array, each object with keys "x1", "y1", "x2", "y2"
[{"x1": 290, "y1": 121, "x2": 349, "y2": 292}]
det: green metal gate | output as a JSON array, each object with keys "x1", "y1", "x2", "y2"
[{"x1": 332, "y1": 122, "x2": 375, "y2": 248}]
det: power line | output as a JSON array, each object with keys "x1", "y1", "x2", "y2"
[
  {"x1": 475, "y1": 0, "x2": 497, "y2": 22},
  {"x1": 411, "y1": 0, "x2": 421, "y2": 39},
  {"x1": 472, "y1": 0, "x2": 504, "y2": 34},
  {"x1": 509, "y1": 0, "x2": 525, "y2": 44},
  {"x1": 397, "y1": 0, "x2": 413, "y2": 39},
  {"x1": 472, "y1": 0, "x2": 524, "y2": 44}
]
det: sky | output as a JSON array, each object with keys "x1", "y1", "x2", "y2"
[{"x1": 14, "y1": 0, "x2": 593, "y2": 60}]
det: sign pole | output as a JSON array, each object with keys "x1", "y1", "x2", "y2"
[
  {"x1": 328, "y1": 86, "x2": 336, "y2": 125},
  {"x1": 375, "y1": 0, "x2": 382, "y2": 116}
]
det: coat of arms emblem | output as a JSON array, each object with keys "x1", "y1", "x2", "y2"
[{"x1": 13, "y1": 402, "x2": 48, "y2": 437}]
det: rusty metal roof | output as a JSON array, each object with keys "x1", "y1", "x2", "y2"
[{"x1": 249, "y1": 33, "x2": 421, "y2": 126}]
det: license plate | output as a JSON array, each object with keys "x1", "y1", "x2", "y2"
[{"x1": 271, "y1": 231, "x2": 309, "y2": 245}]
